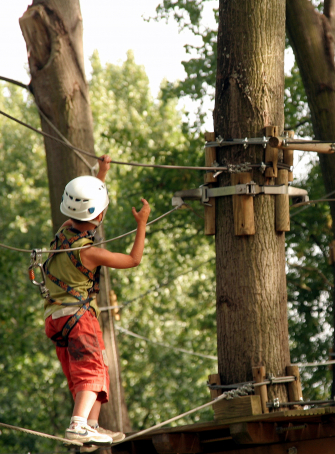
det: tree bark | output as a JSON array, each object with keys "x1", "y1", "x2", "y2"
[
  {"x1": 286, "y1": 0, "x2": 335, "y2": 398},
  {"x1": 214, "y1": 0, "x2": 290, "y2": 402},
  {"x1": 19, "y1": 0, "x2": 131, "y2": 433}
]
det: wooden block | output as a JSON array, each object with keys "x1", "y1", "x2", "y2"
[
  {"x1": 204, "y1": 132, "x2": 216, "y2": 236},
  {"x1": 284, "y1": 130, "x2": 295, "y2": 167},
  {"x1": 275, "y1": 169, "x2": 290, "y2": 232},
  {"x1": 231, "y1": 172, "x2": 255, "y2": 236},
  {"x1": 286, "y1": 365, "x2": 303, "y2": 409},
  {"x1": 208, "y1": 373, "x2": 222, "y2": 400},
  {"x1": 288, "y1": 170, "x2": 294, "y2": 182},
  {"x1": 213, "y1": 395, "x2": 262, "y2": 421},
  {"x1": 265, "y1": 125, "x2": 279, "y2": 178},
  {"x1": 252, "y1": 367, "x2": 269, "y2": 414},
  {"x1": 152, "y1": 433, "x2": 201, "y2": 454}
]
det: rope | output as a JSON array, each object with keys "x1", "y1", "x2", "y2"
[
  {"x1": 0, "y1": 205, "x2": 182, "y2": 254},
  {"x1": 0, "y1": 421, "x2": 82, "y2": 446},
  {"x1": 0, "y1": 109, "x2": 103, "y2": 162},
  {"x1": 113, "y1": 392, "x2": 230, "y2": 445},
  {"x1": 115, "y1": 325, "x2": 217, "y2": 360}
]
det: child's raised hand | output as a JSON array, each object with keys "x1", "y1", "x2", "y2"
[
  {"x1": 97, "y1": 155, "x2": 112, "y2": 182},
  {"x1": 132, "y1": 199, "x2": 150, "y2": 225},
  {"x1": 99, "y1": 155, "x2": 112, "y2": 172}
]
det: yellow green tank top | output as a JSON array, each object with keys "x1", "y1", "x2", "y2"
[{"x1": 43, "y1": 227, "x2": 100, "y2": 319}]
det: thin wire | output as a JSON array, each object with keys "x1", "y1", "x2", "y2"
[
  {"x1": 0, "y1": 205, "x2": 182, "y2": 254},
  {"x1": 115, "y1": 325, "x2": 217, "y2": 360},
  {"x1": 36, "y1": 105, "x2": 96, "y2": 173}
]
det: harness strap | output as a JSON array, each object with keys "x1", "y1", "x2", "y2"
[
  {"x1": 43, "y1": 228, "x2": 100, "y2": 305},
  {"x1": 51, "y1": 302, "x2": 93, "y2": 347}
]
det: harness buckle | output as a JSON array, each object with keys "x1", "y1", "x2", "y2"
[{"x1": 29, "y1": 249, "x2": 50, "y2": 299}]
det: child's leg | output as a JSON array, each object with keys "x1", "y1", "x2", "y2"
[
  {"x1": 72, "y1": 390, "x2": 98, "y2": 418},
  {"x1": 87, "y1": 400, "x2": 102, "y2": 421}
]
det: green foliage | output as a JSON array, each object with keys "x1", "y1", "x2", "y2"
[
  {"x1": 284, "y1": 62, "x2": 313, "y2": 138},
  {"x1": 287, "y1": 159, "x2": 333, "y2": 399}
]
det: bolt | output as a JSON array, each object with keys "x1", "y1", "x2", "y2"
[{"x1": 287, "y1": 448, "x2": 297, "y2": 454}]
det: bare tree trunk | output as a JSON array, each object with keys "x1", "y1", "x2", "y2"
[
  {"x1": 286, "y1": 0, "x2": 335, "y2": 398},
  {"x1": 214, "y1": 0, "x2": 290, "y2": 402},
  {"x1": 19, "y1": 0, "x2": 131, "y2": 433}
]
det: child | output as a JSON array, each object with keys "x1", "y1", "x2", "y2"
[{"x1": 43, "y1": 155, "x2": 150, "y2": 449}]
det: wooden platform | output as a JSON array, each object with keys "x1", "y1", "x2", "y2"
[{"x1": 111, "y1": 407, "x2": 335, "y2": 454}]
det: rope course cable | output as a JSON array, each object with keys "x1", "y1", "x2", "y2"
[
  {"x1": 115, "y1": 325, "x2": 217, "y2": 360},
  {"x1": 0, "y1": 205, "x2": 182, "y2": 254},
  {"x1": 0, "y1": 108, "x2": 233, "y2": 172}
]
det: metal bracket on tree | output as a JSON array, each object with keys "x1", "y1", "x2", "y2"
[{"x1": 172, "y1": 183, "x2": 309, "y2": 207}]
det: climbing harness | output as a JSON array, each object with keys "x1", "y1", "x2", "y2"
[
  {"x1": 43, "y1": 227, "x2": 100, "y2": 306},
  {"x1": 30, "y1": 228, "x2": 101, "y2": 346},
  {"x1": 50, "y1": 301, "x2": 95, "y2": 347}
]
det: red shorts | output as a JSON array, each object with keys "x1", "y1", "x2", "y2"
[{"x1": 45, "y1": 310, "x2": 109, "y2": 403}]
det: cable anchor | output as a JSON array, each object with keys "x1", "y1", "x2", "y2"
[{"x1": 29, "y1": 249, "x2": 50, "y2": 299}]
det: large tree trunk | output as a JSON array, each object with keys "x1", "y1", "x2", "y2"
[
  {"x1": 19, "y1": 0, "x2": 131, "y2": 434},
  {"x1": 214, "y1": 0, "x2": 290, "y2": 402},
  {"x1": 286, "y1": 0, "x2": 335, "y2": 398}
]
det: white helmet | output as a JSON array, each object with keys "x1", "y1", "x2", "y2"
[{"x1": 60, "y1": 176, "x2": 109, "y2": 224}]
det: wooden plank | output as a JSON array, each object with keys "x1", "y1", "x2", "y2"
[
  {"x1": 204, "y1": 132, "x2": 216, "y2": 236},
  {"x1": 275, "y1": 169, "x2": 290, "y2": 232},
  {"x1": 252, "y1": 367, "x2": 269, "y2": 414},
  {"x1": 152, "y1": 433, "x2": 201, "y2": 454},
  {"x1": 231, "y1": 172, "x2": 255, "y2": 236}
]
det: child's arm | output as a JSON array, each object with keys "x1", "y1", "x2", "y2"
[
  {"x1": 96, "y1": 155, "x2": 112, "y2": 182},
  {"x1": 81, "y1": 199, "x2": 151, "y2": 270}
]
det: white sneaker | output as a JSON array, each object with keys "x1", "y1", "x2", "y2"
[{"x1": 65, "y1": 423, "x2": 113, "y2": 446}]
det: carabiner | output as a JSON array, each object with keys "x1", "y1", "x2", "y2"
[{"x1": 29, "y1": 249, "x2": 50, "y2": 299}]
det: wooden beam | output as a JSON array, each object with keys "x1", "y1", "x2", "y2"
[
  {"x1": 231, "y1": 172, "x2": 255, "y2": 236},
  {"x1": 265, "y1": 125, "x2": 279, "y2": 178},
  {"x1": 252, "y1": 367, "x2": 269, "y2": 413},
  {"x1": 204, "y1": 132, "x2": 217, "y2": 235},
  {"x1": 275, "y1": 169, "x2": 290, "y2": 232},
  {"x1": 269, "y1": 137, "x2": 335, "y2": 154}
]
